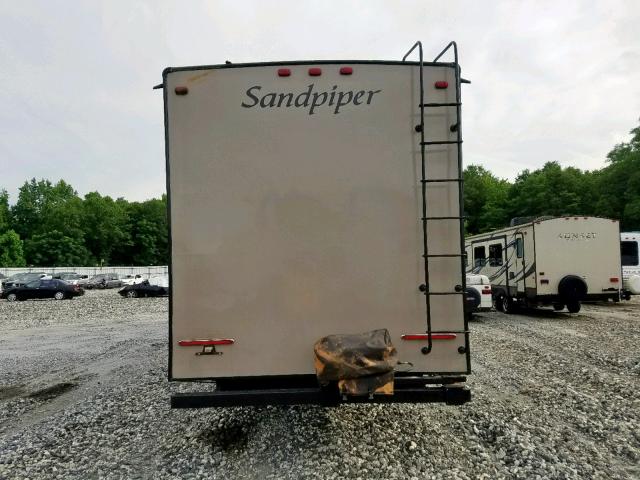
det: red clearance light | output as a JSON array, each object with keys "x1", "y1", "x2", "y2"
[
  {"x1": 178, "y1": 339, "x2": 234, "y2": 347},
  {"x1": 340, "y1": 66, "x2": 353, "y2": 75},
  {"x1": 401, "y1": 333, "x2": 457, "y2": 341},
  {"x1": 482, "y1": 289, "x2": 492, "y2": 295},
  {"x1": 277, "y1": 68, "x2": 291, "y2": 77},
  {"x1": 174, "y1": 86, "x2": 189, "y2": 95},
  {"x1": 434, "y1": 81, "x2": 448, "y2": 89},
  {"x1": 610, "y1": 277, "x2": 619, "y2": 283},
  {"x1": 540, "y1": 279, "x2": 549, "y2": 285},
  {"x1": 308, "y1": 67, "x2": 322, "y2": 76}
]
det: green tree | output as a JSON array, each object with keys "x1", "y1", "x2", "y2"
[
  {"x1": 0, "y1": 190, "x2": 10, "y2": 233},
  {"x1": 23, "y1": 230, "x2": 90, "y2": 267},
  {"x1": 0, "y1": 230, "x2": 26, "y2": 267},
  {"x1": 507, "y1": 162, "x2": 593, "y2": 220},
  {"x1": 463, "y1": 165, "x2": 511, "y2": 234},
  {"x1": 110, "y1": 196, "x2": 168, "y2": 265},
  {"x1": 82, "y1": 192, "x2": 129, "y2": 265},
  {"x1": 11, "y1": 179, "x2": 84, "y2": 238},
  {"x1": 594, "y1": 122, "x2": 640, "y2": 230},
  {"x1": 11, "y1": 179, "x2": 86, "y2": 264}
]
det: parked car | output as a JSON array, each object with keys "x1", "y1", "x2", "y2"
[
  {"x1": 53, "y1": 273, "x2": 86, "y2": 285},
  {"x1": 80, "y1": 273, "x2": 123, "y2": 289},
  {"x1": 465, "y1": 274, "x2": 492, "y2": 316},
  {"x1": 2, "y1": 272, "x2": 50, "y2": 290},
  {"x1": 121, "y1": 274, "x2": 146, "y2": 286},
  {"x1": 119, "y1": 276, "x2": 169, "y2": 298},
  {"x1": 1, "y1": 279, "x2": 84, "y2": 301}
]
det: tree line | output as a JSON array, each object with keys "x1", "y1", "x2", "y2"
[
  {"x1": 0, "y1": 180, "x2": 168, "y2": 267},
  {"x1": 1, "y1": 121, "x2": 638, "y2": 267},
  {"x1": 464, "y1": 122, "x2": 640, "y2": 235}
]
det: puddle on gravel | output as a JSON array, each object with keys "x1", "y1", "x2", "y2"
[{"x1": 28, "y1": 382, "x2": 78, "y2": 401}]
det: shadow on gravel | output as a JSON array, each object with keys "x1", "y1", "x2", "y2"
[
  {"x1": 28, "y1": 382, "x2": 78, "y2": 401},
  {"x1": 0, "y1": 385, "x2": 26, "y2": 400},
  {"x1": 200, "y1": 416, "x2": 257, "y2": 451},
  {"x1": 199, "y1": 405, "x2": 333, "y2": 453}
]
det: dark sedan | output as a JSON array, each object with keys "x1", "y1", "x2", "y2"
[
  {"x1": 118, "y1": 280, "x2": 168, "y2": 298},
  {"x1": 1, "y1": 279, "x2": 84, "y2": 302}
]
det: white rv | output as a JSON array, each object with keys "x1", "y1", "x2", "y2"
[
  {"x1": 621, "y1": 232, "x2": 640, "y2": 297},
  {"x1": 466, "y1": 216, "x2": 622, "y2": 313},
  {"x1": 161, "y1": 42, "x2": 471, "y2": 407}
]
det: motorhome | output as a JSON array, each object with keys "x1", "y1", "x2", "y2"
[
  {"x1": 621, "y1": 232, "x2": 640, "y2": 297},
  {"x1": 161, "y1": 41, "x2": 471, "y2": 407},
  {"x1": 466, "y1": 216, "x2": 622, "y2": 313}
]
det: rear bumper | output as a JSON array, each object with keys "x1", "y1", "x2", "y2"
[{"x1": 171, "y1": 375, "x2": 470, "y2": 408}]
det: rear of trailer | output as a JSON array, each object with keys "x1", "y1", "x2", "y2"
[
  {"x1": 466, "y1": 217, "x2": 622, "y2": 313},
  {"x1": 162, "y1": 42, "x2": 470, "y2": 407},
  {"x1": 620, "y1": 232, "x2": 640, "y2": 297}
]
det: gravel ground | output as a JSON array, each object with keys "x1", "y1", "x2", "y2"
[{"x1": 0, "y1": 290, "x2": 639, "y2": 479}]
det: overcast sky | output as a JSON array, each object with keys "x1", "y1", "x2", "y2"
[{"x1": 1, "y1": 0, "x2": 639, "y2": 202}]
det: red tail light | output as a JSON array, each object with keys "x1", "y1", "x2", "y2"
[
  {"x1": 482, "y1": 287, "x2": 492, "y2": 295},
  {"x1": 178, "y1": 339, "x2": 234, "y2": 347},
  {"x1": 610, "y1": 277, "x2": 619, "y2": 283},
  {"x1": 401, "y1": 333, "x2": 457, "y2": 341}
]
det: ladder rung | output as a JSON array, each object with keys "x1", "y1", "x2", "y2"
[
  {"x1": 421, "y1": 140, "x2": 462, "y2": 146},
  {"x1": 421, "y1": 216, "x2": 465, "y2": 220},
  {"x1": 422, "y1": 178, "x2": 462, "y2": 183},
  {"x1": 420, "y1": 102, "x2": 461, "y2": 107},
  {"x1": 424, "y1": 254, "x2": 465, "y2": 258}
]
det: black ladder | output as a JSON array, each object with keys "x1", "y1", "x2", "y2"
[{"x1": 402, "y1": 41, "x2": 467, "y2": 355}]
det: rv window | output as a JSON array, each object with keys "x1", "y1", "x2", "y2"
[
  {"x1": 515, "y1": 238, "x2": 523, "y2": 258},
  {"x1": 473, "y1": 246, "x2": 486, "y2": 267},
  {"x1": 489, "y1": 243, "x2": 503, "y2": 267},
  {"x1": 621, "y1": 241, "x2": 639, "y2": 266}
]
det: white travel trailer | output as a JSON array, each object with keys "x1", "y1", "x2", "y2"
[
  {"x1": 621, "y1": 232, "x2": 640, "y2": 297},
  {"x1": 161, "y1": 42, "x2": 471, "y2": 407},
  {"x1": 466, "y1": 216, "x2": 622, "y2": 313}
]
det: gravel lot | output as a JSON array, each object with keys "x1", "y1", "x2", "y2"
[{"x1": 1, "y1": 290, "x2": 639, "y2": 479}]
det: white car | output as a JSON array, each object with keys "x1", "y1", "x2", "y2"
[
  {"x1": 466, "y1": 274, "x2": 492, "y2": 312},
  {"x1": 121, "y1": 274, "x2": 147, "y2": 286}
]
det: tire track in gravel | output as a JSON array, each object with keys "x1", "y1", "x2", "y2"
[{"x1": 0, "y1": 316, "x2": 166, "y2": 438}]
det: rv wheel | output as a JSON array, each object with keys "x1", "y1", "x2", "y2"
[
  {"x1": 567, "y1": 301, "x2": 581, "y2": 313},
  {"x1": 502, "y1": 295, "x2": 517, "y2": 314},
  {"x1": 494, "y1": 295, "x2": 504, "y2": 312}
]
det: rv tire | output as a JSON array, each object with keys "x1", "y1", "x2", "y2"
[
  {"x1": 558, "y1": 275, "x2": 588, "y2": 302},
  {"x1": 494, "y1": 294, "x2": 504, "y2": 312},
  {"x1": 501, "y1": 295, "x2": 517, "y2": 314},
  {"x1": 567, "y1": 301, "x2": 581, "y2": 313}
]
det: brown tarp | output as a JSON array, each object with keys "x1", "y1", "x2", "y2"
[{"x1": 314, "y1": 329, "x2": 398, "y2": 396}]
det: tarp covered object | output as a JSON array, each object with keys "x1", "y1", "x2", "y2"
[{"x1": 314, "y1": 329, "x2": 398, "y2": 396}]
